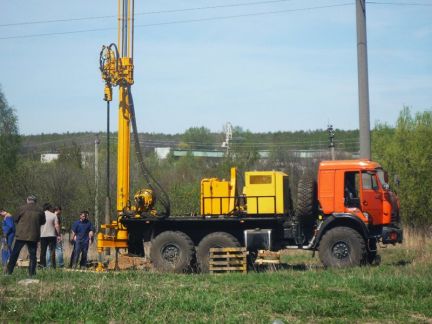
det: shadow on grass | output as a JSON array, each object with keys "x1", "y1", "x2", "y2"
[
  {"x1": 392, "y1": 259, "x2": 412, "y2": 267},
  {"x1": 251, "y1": 262, "x2": 323, "y2": 272}
]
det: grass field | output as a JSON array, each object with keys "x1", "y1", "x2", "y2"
[{"x1": 1, "y1": 230, "x2": 431, "y2": 323}]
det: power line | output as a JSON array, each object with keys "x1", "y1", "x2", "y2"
[
  {"x1": 21, "y1": 137, "x2": 360, "y2": 151},
  {"x1": 0, "y1": 27, "x2": 115, "y2": 40},
  {"x1": 134, "y1": 3, "x2": 353, "y2": 27},
  {"x1": 0, "y1": 0, "x2": 301, "y2": 27},
  {"x1": 367, "y1": 1, "x2": 432, "y2": 6},
  {"x1": 3, "y1": 0, "x2": 430, "y2": 28},
  {"x1": 0, "y1": 3, "x2": 353, "y2": 40}
]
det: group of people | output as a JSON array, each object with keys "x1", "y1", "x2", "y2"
[{"x1": 1, "y1": 195, "x2": 95, "y2": 276}]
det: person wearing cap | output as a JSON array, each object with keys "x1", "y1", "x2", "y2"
[
  {"x1": 1, "y1": 208, "x2": 15, "y2": 270},
  {"x1": 6, "y1": 195, "x2": 45, "y2": 276},
  {"x1": 71, "y1": 211, "x2": 95, "y2": 269}
]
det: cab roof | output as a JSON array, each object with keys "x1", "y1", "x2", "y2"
[{"x1": 319, "y1": 159, "x2": 382, "y2": 171}]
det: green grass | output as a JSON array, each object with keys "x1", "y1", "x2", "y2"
[{"x1": 1, "y1": 241, "x2": 431, "y2": 323}]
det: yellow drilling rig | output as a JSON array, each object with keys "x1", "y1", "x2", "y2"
[
  {"x1": 96, "y1": 0, "x2": 170, "y2": 270},
  {"x1": 95, "y1": 0, "x2": 402, "y2": 272}
]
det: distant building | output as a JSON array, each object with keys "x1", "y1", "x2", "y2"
[
  {"x1": 40, "y1": 153, "x2": 59, "y2": 163},
  {"x1": 155, "y1": 148, "x2": 225, "y2": 159},
  {"x1": 40, "y1": 152, "x2": 94, "y2": 167},
  {"x1": 155, "y1": 147, "x2": 171, "y2": 159},
  {"x1": 173, "y1": 150, "x2": 225, "y2": 158},
  {"x1": 154, "y1": 147, "x2": 357, "y2": 160}
]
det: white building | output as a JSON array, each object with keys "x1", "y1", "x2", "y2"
[{"x1": 40, "y1": 153, "x2": 59, "y2": 163}]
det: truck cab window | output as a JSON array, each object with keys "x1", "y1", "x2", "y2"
[
  {"x1": 362, "y1": 172, "x2": 378, "y2": 191},
  {"x1": 344, "y1": 172, "x2": 360, "y2": 208}
]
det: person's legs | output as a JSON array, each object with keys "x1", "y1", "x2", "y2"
[
  {"x1": 79, "y1": 242, "x2": 89, "y2": 268},
  {"x1": 2, "y1": 235, "x2": 14, "y2": 267},
  {"x1": 39, "y1": 237, "x2": 49, "y2": 268},
  {"x1": 56, "y1": 241, "x2": 64, "y2": 268},
  {"x1": 6, "y1": 240, "x2": 25, "y2": 274},
  {"x1": 46, "y1": 246, "x2": 52, "y2": 267},
  {"x1": 48, "y1": 237, "x2": 56, "y2": 269},
  {"x1": 1, "y1": 237, "x2": 10, "y2": 268},
  {"x1": 27, "y1": 241, "x2": 38, "y2": 276},
  {"x1": 72, "y1": 241, "x2": 82, "y2": 269},
  {"x1": 69, "y1": 242, "x2": 75, "y2": 268}
]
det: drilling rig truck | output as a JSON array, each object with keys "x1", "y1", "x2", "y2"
[{"x1": 96, "y1": 0, "x2": 403, "y2": 272}]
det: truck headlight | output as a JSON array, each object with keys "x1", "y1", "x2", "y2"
[{"x1": 363, "y1": 212, "x2": 370, "y2": 222}]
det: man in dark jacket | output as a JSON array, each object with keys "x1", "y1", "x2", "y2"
[{"x1": 6, "y1": 195, "x2": 45, "y2": 276}]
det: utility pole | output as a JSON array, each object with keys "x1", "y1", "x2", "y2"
[
  {"x1": 356, "y1": 0, "x2": 371, "y2": 159},
  {"x1": 327, "y1": 125, "x2": 335, "y2": 160},
  {"x1": 94, "y1": 137, "x2": 100, "y2": 231},
  {"x1": 222, "y1": 122, "x2": 233, "y2": 155}
]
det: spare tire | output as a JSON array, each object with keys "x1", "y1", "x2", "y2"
[{"x1": 295, "y1": 176, "x2": 317, "y2": 223}]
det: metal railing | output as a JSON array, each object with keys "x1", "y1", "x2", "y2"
[{"x1": 201, "y1": 195, "x2": 277, "y2": 216}]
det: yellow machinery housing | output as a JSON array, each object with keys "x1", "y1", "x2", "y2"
[
  {"x1": 201, "y1": 168, "x2": 237, "y2": 215},
  {"x1": 200, "y1": 168, "x2": 290, "y2": 216},
  {"x1": 243, "y1": 171, "x2": 289, "y2": 215}
]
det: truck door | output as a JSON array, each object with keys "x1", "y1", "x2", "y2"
[{"x1": 360, "y1": 171, "x2": 383, "y2": 225}]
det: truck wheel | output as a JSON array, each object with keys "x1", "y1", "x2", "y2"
[
  {"x1": 150, "y1": 231, "x2": 195, "y2": 273},
  {"x1": 196, "y1": 232, "x2": 240, "y2": 273},
  {"x1": 319, "y1": 227, "x2": 366, "y2": 268},
  {"x1": 295, "y1": 176, "x2": 317, "y2": 222}
]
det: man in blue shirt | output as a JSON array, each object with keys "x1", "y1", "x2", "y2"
[
  {"x1": 1, "y1": 208, "x2": 15, "y2": 269},
  {"x1": 71, "y1": 211, "x2": 95, "y2": 269}
]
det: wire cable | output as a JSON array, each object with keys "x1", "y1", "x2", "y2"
[
  {"x1": 0, "y1": 3, "x2": 353, "y2": 40},
  {"x1": 367, "y1": 1, "x2": 432, "y2": 6},
  {"x1": 2, "y1": 0, "x2": 430, "y2": 28},
  {"x1": 0, "y1": 0, "x2": 301, "y2": 27}
]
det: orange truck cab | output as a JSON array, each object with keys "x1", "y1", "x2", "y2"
[{"x1": 316, "y1": 159, "x2": 402, "y2": 248}]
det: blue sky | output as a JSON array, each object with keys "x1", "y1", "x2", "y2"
[{"x1": 0, "y1": 0, "x2": 431, "y2": 135}]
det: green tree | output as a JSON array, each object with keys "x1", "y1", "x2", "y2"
[
  {"x1": 180, "y1": 126, "x2": 215, "y2": 149},
  {"x1": 372, "y1": 107, "x2": 432, "y2": 228},
  {"x1": 0, "y1": 85, "x2": 21, "y2": 209},
  {"x1": 0, "y1": 85, "x2": 20, "y2": 172}
]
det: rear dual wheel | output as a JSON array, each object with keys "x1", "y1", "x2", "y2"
[
  {"x1": 150, "y1": 231, "x2": 194, "y2": 273},
  {"x1": 196, "y1": 232, "x2": 240, "y2": 273}
]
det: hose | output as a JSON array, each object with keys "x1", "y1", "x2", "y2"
[
  {"x1": 127, "y1": 86, "x2": 171, "y2": 218},
  {"x1": 99, "y1": 44, "x2": 170, "y2": 218}
]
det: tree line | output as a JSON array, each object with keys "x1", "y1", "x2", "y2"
[{"x1": 1, "y1": 85, "x2": 431, "y2": 232}]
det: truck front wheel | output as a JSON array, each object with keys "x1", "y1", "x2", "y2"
[
  {"x1": 318, "y1": 227, "x2": 366, "y2": 268},
  {"x1": 196, "y1": 232, "x2": 240, "y2": 273},
  {"x1": 150, "y1": 231, "x2": 195, "y2": 273}
]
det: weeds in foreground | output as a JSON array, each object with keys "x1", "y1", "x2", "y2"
[{"x1": 1, "y1": 230, "x2": 431, "y2": 323}]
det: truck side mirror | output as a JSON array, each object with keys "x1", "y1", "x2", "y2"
[
  {"x1": 384, "y1": 172, "x2": 389, "y2": 183},
  {"x1": 394, "y1": 175, "x2": 400, "y2": 187}
]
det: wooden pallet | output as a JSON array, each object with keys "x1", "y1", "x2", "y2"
[
  {"x1": 254, "y1": 250, "x2": 281, "y2": 264},
  {"x1": 209, "y1": 247, "x2": 247, "y2": 274},
  {"x1": 253, "y1": 250, "x2": 281, "y2": 271}
]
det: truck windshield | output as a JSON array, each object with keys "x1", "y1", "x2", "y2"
[{"x1": 376, "y1": 169, "x2": 389, "y2": 189}]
